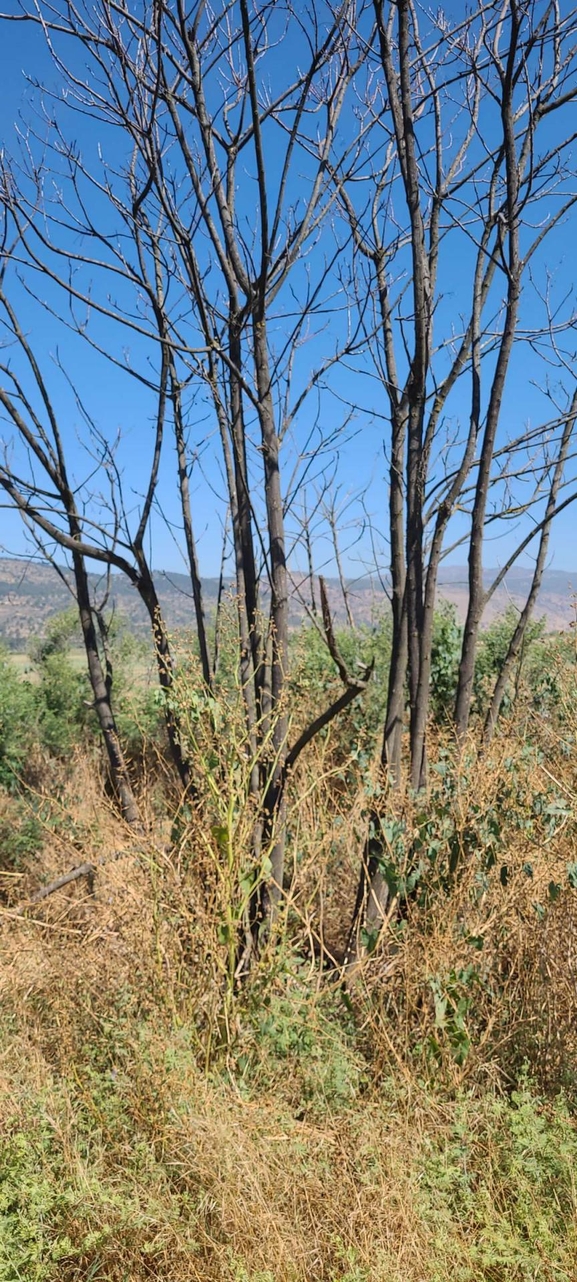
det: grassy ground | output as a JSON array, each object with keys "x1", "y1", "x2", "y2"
[
  {"x1": 3, "y1": 1013, "x2": 576, "y2": 1281},
  {"x1": 8, "y1": 648, "x2": 88, "y2": 677},
  {"x1": 2, "y1": 622, "x2": 577, "y2": 1280},
  {"x1": 7, "y1": 648, "x2": 153, "y2": 684},
  {"x1": 1, "y1": 729, "x2": 577, "y2": 1282}
]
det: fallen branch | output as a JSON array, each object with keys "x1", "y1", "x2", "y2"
[
  {"x1": 1, "y1": 845, "x2": 158, "y2": 927},
  {"x1": 27, "y1": 862, "x2": 96, "y2": 904}
]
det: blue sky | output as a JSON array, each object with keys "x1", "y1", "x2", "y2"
[{"x1": 1, "y1": 4, "x2": 576, "y2": 583}]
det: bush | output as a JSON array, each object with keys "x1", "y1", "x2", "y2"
[
  {"x1": 473, "y1": 606, "x2": 545, "y2": 718},
  {"x1": 94, "y1": 613, "x2": 162, "y2": 760},
  {"x1": 289, "y1": 611, "x2": 391, "y2": 753},
  {"x1": 30, "y1": 614, "x2": 90, "y2": 758},
  {"x1": 0, "y1": 650, "x2": 38, "y2": 788},
  {"x1": 430, "y1": 602, "x2": 462, "y2": 721},
  {"x1": 0, "y1": 795, "x2": 43, "y2": 874}
]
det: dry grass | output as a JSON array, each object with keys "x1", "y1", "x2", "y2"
[
  {"x1": 2, "y1": 972, "x2": 577, "y2": 1281},
  {"x1": 2, "y1": 686, "x2": 577, "y2": 1280}
]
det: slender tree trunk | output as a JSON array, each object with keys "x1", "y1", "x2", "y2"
[
  {"x1": 70, "y1": 547, "x2": 142, "y2": 827},
  {"x1": 382, "y1": 603, "x2": 407, "y2": 784},
  {"x1": 483, "y1": 390, "x2": 577, "y2": 743},
  {"x1": 216, "y1": 354, "x2": 261, "y2": 770},
  {"x1": 382, "y1": 0, "x2": 432, "y2": 789},
  {"x1": 135, "y1": 558, "x2": 192, "y2": 792},
  {"x1": 212, "y1": 510, "x2": 229, "y2": 680},
  {"x1": 409, "y1": 540, "x2": 442, "y2": 791},
  {"x1": 171, "y1": 367, "x2": 213, "y2": 690},
  {"x1": 406, "y1": 441, "x2": 426, "y2": 788},
  {"x1": 253, "y1": 312, "x2": 289, "y2": 921},
  {"x1": 454, "y1": 284, "x2": 522, "y2": 739},
  {"x1": 303, "y1": 494, "x2": 318, "y2": 617},
  {"x1": 382, "y1": 402, "x2": 408, "y2": 785},
  {"x1": 329, "y1": 508, "x2": 355, "y2": 629},
  {"x1": 345, "y1": 878, "x2": 390, "y2": 978},
  {"x1": 230, "y1": 310, "x2": 262, "y2": 703},
  {"x1": 455, "y1": 10, "x2": 522, "y2": 738}
]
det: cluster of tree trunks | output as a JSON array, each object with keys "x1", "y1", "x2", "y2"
[{"x1": 1, "y1": 0, "x2": 576, "y2": 956}]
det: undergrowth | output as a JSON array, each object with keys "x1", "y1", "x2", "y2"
[
  {"x1": 2, "y1": 994, "x2": 577, "y2": 1281},
  {"x1": 1, "y1": 614, "x2": 577, "y2": 1279}
]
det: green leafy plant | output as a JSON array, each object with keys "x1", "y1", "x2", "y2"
[{"x1": 0, "y1": 649, "x2": 38, "y2": 787}]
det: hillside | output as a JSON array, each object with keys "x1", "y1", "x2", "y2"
[{"x1": 0, "y1": 556, "x2": 575, "y2": 646}]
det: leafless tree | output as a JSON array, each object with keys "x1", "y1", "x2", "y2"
[
  {"x1": 0, "y1": 0, "x2": 374, "y2": 941},
  {"x1": 0, "y1": 277, "x2": 143, "y2": 823},
  {"x1": 333, "y1": 0, "x2": 577, "y2": 791},
  {"x1": 0, "y1": 232, "x2": 192, "y2": 793},
  {"x1": 323, "y1": 0, "x2": 577, "y2": 962}
]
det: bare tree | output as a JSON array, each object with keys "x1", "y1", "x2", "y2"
[
  {"x1": 333, "y1": 0, "x2": 577, "y2": 790},
  {"x1": 0, "y1": 0, "x2": 373, "y2": 940},
  {"x1": 483, "y1": 387, "x2": 577, "y2": 742},
  {"x1": 0, "y1": 281, "x2": 143, "y2": 823},
  {"x1": 321, "y1": 0, "x2": 577, "y2": 966},
  {"x1": 0, "y1": 238, "x2": 192, "y2": 793}
]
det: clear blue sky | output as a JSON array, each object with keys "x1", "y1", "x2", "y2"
[{"x1": 0, "y1": 5, "x2": 576, "y2": 583}]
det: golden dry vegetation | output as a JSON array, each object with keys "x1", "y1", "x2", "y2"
[{"x1": 2, "y1": 626, "x2": 577, "y2": 1280}]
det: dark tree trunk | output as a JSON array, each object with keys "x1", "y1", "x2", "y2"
[
  {"x1": 171, "y1": 368, "x2": 213, "y2": 691},
  {"x1": 252, "y1": 312, "x2": 289, "y2": 921},
  {"x1": 483, "y1": 390, "x2": 577, "y2": 743},
  {"x1": 69, "y1": 544, "x2": 142, "y2": 827},
  {"x1": 135, "y1": 558, "x2": 192, "y2": 793},
  {"x1": 454, "y1": 8, "x2": 522, "y2": 738}
]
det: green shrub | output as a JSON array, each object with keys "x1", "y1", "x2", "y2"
[
  {"x1": 35, "y1": 651, "x2": 89, "y2": 756},
  {"x1": 289, "y1": 611, "x2": 391, "y2": 752},
  {"x1": 29, "y1": 611, "x2": 90, "y2": 756},
  {"x1": 430, "y1": 602, "x2": 462, "y2": 721},
  {"x1": 236, "y1": 979, "x2": 365, "y2": 1115},
  {"x1": 0, "y1": 650, "x2": 38, "y2": 788},
  {"x1": 417, "y1": 1087, "x2": 577, "y2": 1281},
  {"x1": 0, "y1": 796, "x2": 43, "y2": 873},
  {"x1": 473, "y1": 606, "x2": 545, "y2": 718}
]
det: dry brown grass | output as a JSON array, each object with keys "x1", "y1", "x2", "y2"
[
  {"x1": 2, "y1": 690, "x2": 577, "y2": 1280},
  {"x1": 2, "y1": 981, "x2": 577, "y2": 1281}
]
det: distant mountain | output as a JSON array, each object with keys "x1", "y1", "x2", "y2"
[
  {"x1": 0, "y1": 559, "x2": 223, "y2": 647},
  {"x1": 0, "y1": 557, "x2": 574, "y2": 647}
]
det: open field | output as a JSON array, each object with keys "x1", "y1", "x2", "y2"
[
  {"x1": 8, "y1": 649, "x2": 88, "y2": 677},
  {"x1": 7, "y1": 648, "x2": 154, "y2": 686}
]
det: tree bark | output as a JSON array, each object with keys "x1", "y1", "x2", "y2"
[
  {"x1": 483, "y1": 389, "x2": 577, "y2": 743},
  {"x1": 135, "y1": 557, "x2": 192, "y2": 793},
  {"x1": 72, "y1": 547, "x2": 142, "y2": 828}
]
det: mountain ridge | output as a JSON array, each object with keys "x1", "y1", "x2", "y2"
[{"x1": 0, "y1": 556, "x2": 574, "y2": 646}]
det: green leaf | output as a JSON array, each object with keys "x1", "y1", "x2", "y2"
[
  {"x1": 212, "y1": 824, "x2": 229, "y2": 852},
  {"x1": 239, "y1": 872, "x2": 254, "y2": 899},
  {"x1": 360, "y1": 926, "x2": 379, "y2": 954}
]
